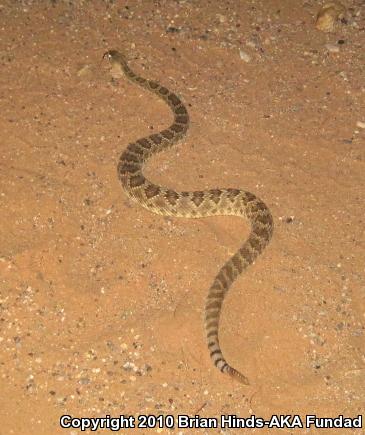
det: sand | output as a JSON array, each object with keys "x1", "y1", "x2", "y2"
[{"x1": 0, "y1": 0, "x2": 364, "y2": 434}]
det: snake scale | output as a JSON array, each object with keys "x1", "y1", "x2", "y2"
[{"x1": 104, "y1": 50, "x2": 273, "y2": 384}]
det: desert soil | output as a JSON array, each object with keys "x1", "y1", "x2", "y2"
[{"x1": 0, "y1": 0, "x2": 364, "y2": 434}]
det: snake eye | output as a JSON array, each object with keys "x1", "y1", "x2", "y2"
[
  {"x1": 103, "y1": 51, "x2": 112, "y2": 60},
  {"x1": 103, "y1": 49, "x2": 119, "y2": 61}
]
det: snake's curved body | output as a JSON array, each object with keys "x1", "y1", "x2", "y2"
[{"x1": 104, "y1": 50, "x2": 273, "y2": 384}]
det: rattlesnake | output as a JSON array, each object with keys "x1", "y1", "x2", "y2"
[{"x1": 104, "y1": 50, "x2": 273, "y2": 384}]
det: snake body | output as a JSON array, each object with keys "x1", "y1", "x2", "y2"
[{"x1": 104, "y1": 50, "x2": 273, "y2": 384}]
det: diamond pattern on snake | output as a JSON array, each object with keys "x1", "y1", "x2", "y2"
[{"x1": 104, "y1": 49, "x2": 273, "y2": 384}]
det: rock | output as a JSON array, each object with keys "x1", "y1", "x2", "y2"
[
  {"x1": 325, "y1": 43, "x2": 340, "y2": 53},
  {"x1": 315, "y1": 2, "x2": 346, "y2": 33},
  {"x1": 76, "y1": 64, "x2": 91, "y2": 77},
  {"x1": 239, "y1": 49, "x2": 251, "y2": 63}
]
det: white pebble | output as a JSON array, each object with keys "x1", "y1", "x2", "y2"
[
  {"x1": 246, "y1": 41, "x2": 256, "y2": 49},
  {"x1": 239, "y1": 49, "x2": 251, "y2": 63},
  {"x1": 325, "y1": 43, "x2": 340, "y2": 53},
  {"x1": 356, "y1": 121, "x2": 365, "y2": 129}
]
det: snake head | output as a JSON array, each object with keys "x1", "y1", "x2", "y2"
[
  {"x1": 102, "y1": 50, "x2": 127, "y2": 66},
  {"x1": 103, "y1": 50, "x2": 118, "y2": 60}
]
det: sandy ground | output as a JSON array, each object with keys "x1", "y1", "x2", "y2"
[{"x1": 0, "y1": 0, "x2": 364, "y2": 434}]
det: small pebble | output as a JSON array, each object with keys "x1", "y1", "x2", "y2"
[
  {"x1": 246, "y1": 41, "x2": 256, "y2": 49},
  {"x1": 123, "y1": 362, "x2": 135, "y2": 371},
  {"x1": 239, "y1": 49, "x2": 251, "y2": 63},
  {"x1": 356, "y1": 121, "x2": 365, "y2": 129},
  {"x1": 325, "y1": 43, "x2": 340, "y2": 53},
  {"x1": 216, "y1": 13, "x2": 226, "y2": 23},
  {"x1": 76, "y1": 64, "x2": 91, "y2": 77}
]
